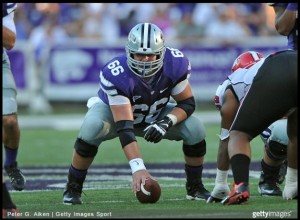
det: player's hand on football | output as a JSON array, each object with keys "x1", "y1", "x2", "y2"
[
  {"x1": 143, "y1": 116, "x2": 173, "y2": 143},
  {"x1": 132, "y1": 170, "x2": 152, "y2": 193}
]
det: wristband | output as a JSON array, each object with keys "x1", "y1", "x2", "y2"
[
  {"x1": 129, "y1": 158, "x2": 146, "y2": 174},
  {"x1": 166, "y1": 114, "x2": 177, "y2": 125},
  {"x1": 287, "y1": 3, "x2": 297, "y2": 11}
]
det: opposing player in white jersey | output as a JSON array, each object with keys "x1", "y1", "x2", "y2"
[
  {"x1": 62, "y1": 23, "x2": 210, "y2": 205},
  {"x1": 220, "y1": 50, "x2": 297, "y2": 205},
  {"x1": 207, "y1": 51, "x2": 288, "y2": 203}
]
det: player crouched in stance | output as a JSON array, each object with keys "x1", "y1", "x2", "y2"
[
  {"x1": 220, "y1": 50, "x2": 297, "y2": 205},
  {"x1": 207, "y1": 51, "x2": 288, "y2": 203},
  {"x1": 62, "y1": 23, "x2": 210, "y2": 205}
]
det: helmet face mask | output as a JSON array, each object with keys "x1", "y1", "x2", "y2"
[
  {"x1": 126, "y1": 23, "x2": 166, "y2": 78},
  {"x1": 231, "y1": 51, "x2": 264, "y2": 72}
]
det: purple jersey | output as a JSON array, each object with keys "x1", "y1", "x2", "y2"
[
  {"x1": 98, "y1": 47, "x2": 191, "y2": 125},
  {"x1": 269, "y1": 3, "x2": 298, "y2": 50}
]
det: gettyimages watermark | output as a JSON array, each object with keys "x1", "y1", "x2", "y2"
[{"x1": 252, "y1": 210, "x2": 293, "y2": 219}]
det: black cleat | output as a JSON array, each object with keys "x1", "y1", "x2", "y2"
[
  {"x1": 221, "y1": 182, "x2": 249, "y2": 205},
  {"x1": 63, "y1": 173, "x2": 85, "y2": 205},
  {"x1": 186, "y1": 180, "x2": 210, "y2": 200},
  {"x1": 63, "y1": 190, "x2": 82, "y2": 205},
  {"x1": 258, "y1": 172, "x2": 282, "y2": 196},
  {"x1": 4, "y1": 162, "x2": 26, "y2": 191}
]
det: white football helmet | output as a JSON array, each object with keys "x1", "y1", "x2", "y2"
[
  {"x1": 126, "y1": 23, "x2": 166, "y2": 78},
  {"x1": 231, "y1": 51, "x2": 264, "y2": 72}
]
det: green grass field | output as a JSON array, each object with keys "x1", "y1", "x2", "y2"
[
  {"x1": 15, "y1": 123, "x2": 263, "y2": 165},
  {"x1": 5, "y1": 122, "x2": 298, "y2": 219}
]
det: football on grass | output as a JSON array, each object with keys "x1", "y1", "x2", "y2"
[{"x1": 136, "y1": 178, "x2": 161, "y2": 203}]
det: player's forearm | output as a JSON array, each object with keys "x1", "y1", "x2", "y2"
[
  {"x1": 123, "y1": 141, "x2": 142, "y2": 161},
  {"x1": 275, "y1": 9, "x2": 296, "y2": 35},
  {"x1": 171, "y1": 95, "x2": 196, "y2": 125},
  {"x1": 124, "y1": 143, "x2": 147, "y2": 175},
  {"x1": 2, "y1": 26, "x2": 16, "y2": 50},
  {"x1": 167, "y1": 107, "x2": 187, "y2": 125}
]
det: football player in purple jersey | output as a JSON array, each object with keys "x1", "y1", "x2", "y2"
[
  {"x1": 220, "y1": 50, "x2": 297, "y2": 205},
  {"x1": 269, "y1": 3, "x2": 298, "y2": 50},
  {"x1": 3, "y1": 2, "x2": 21, "y2": 217},
  {"x1": 207, "y1": 51, "x2": 289, "y2": 204},
  {"x1": 63, "y1": 22, "x2": 210, "y2": 205}
]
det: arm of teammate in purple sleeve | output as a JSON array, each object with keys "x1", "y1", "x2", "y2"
[
  {"x1": 286, "y1": 3, "x2": 298, "y2": 11},
  {"x1": 272, "y1": 4, "x2": 297, "y2": 36}
]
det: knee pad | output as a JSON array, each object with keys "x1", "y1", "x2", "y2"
[
  {"x1": 183, "y1": 140, "x2": 206, "y2": 157},
  {"x1": 268, "y1": 119, "x2": 288, "y2": 145},
  {"x1": 265, "y1": 140, "x2": 287, "y2": 161},
  {"x1": 74, "y1": 138, "x2": 98, "y2": 158}
]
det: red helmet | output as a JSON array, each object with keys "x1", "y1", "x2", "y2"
[{"x1": 231, "y1": 51, "x2": 264, "y2": 72}]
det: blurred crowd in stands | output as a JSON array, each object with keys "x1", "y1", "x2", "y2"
[
  {"x1": 15, "y1": 3, "x2": 278, "y2": 44},
  {"x1": 12, "y1": 3, "x2": 280, "y2": 114}
]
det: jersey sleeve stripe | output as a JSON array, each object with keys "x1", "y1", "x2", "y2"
[
  {"x1": 3, "y1": 3, "x2": 17, "y2": 15},
  {"x1": 99, "y1": 71, "x2": 118, "y2": 96}
]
